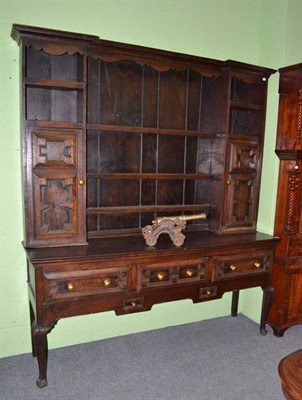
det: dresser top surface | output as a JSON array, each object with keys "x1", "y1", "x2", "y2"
[{"x1": 24, "y1": 231, "x2": 279, "y2": 264}]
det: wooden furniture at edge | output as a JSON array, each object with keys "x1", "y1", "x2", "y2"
[
  {"x1": 11, "y1": 24, "x2": 279, "y2": 388},
  {"x1": 268, "y1": 64, "x2": 302, "y2": 337},
  {"x1": 278, "y1": 349, "x2": 302, "y2": 400}
]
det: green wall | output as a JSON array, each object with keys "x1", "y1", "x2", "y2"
[{"x1": 0, "y1": 0, "x2": 301, "y2": 358}]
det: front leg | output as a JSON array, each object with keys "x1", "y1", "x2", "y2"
[
  {"x1": 32, "y1": 323, "x2": 55, "y2": 388},
  {"x1": 29, "y1": 302, "x2": 36, "y2": 357},
  {"x1": 260, "y1": 286, "x2": 275, "y2": 336},
  {"x1": 231, "y1": 290, "x2": 239, "y2": 317}
]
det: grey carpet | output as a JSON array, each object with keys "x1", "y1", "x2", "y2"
[{"x1": 1, "y1": 315, "x2": 301, "y2": 400}]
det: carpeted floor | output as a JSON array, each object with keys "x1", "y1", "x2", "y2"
[{"x1": 1, "y1": 315, "x2": 301, "y2": 400}]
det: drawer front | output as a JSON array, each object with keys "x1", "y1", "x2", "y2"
[
  {"x1": 141, "y1": 258, "x2": 209, "y2": 289},
  {"x1": 214, "y1": 252, "x2": 272, "y2": 280},
  {"x1": 44, "y1": 267, "x2": 128, "y2": 300}
]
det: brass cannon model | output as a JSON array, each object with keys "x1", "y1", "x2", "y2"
[{"x1": 142, "y1": 213, "x2": 207, "y2": 247}]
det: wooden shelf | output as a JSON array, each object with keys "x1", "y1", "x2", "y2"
[
  {"x1": 25, "y1": 77, "x2": 85, "y2": 90},
  {"x1": 87, "y1": 204, "x2": 214, "y2": 215},
  {"x1": 230, "y1": 100, "x2": 262, "y2": 111},
  {"x1": 86, "y1": 123, "x2": 226, "y2": 139},
  {"x1": 229, "y1": 133, "x2": 262, "y2": 141},
  {"x1": 24, "y1": 120, "x2": 84, "y2": 129},
  {"x1": 86, "y1": 172, "x2": 220, "y2": 180}
]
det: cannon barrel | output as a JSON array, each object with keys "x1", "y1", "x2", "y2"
[{"x1": 152, "y1": 212, "x2": 207, "y2": 225}]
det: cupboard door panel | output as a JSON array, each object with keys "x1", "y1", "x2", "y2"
[
  {"x1": 224, "y1": 141, "x2": 261, "y2": 230},
  {"x1": 229, "y1": 141, "x2": 260, "y2": 173},
  {"x1": 26, "y1": 127, "x2": 86, "y2": 247},
  {"x1": 33, "y1": 172, "x2": 78, "y2": 239},
  {"x1": 31, "y1": 129, "x2": 78, "y2": 168}
]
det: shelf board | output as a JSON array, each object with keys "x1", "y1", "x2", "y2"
[
  {"x1": 86, "y1": 172, "x2": 220, "y2": 180},
  {"x1": 87, "y1": 123, "x2": 226, "y2": 139},
  {"x1": 25, "y1": 77, "x2": 85, "y2": 90},
  {"x1": 229, "y1": 133, "x2": 262, "y2": 141},
  {"x1": 230, "y1": 100, "x2": 262, "y2": 111},
  {"x1": 87, "y1": 204, "x2": 214, "y2": 215},
  {"x1": 24, "y1": 120, "x2": 84, "y2": 129}
]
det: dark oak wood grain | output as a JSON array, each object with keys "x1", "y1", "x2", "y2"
[
  {"x1": 268, "y1": 63, "x2": 302, "y2": 337},
  {"x1": 11, "y1": 24, "x2": 278, "y2": 388}
]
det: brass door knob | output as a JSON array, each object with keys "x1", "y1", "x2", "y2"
[
  {"x1": 230, "y1": 264, "x2": 237, "y2": 271},
  {"x1": 254, "y1": 262, "x2": 262, "y2": 268},
  {"x1": 226, "y1": 180, "x2": 231, "y2": 185},
  {"x1": 104, "y1": 278, "x2": 112, "y2": 287},
  {"x1": 67, "y1": 283, "x2": 74, "y2": 291},
  {"x1": 78, "y1": 179, "x2": 85, "y2": 186}
]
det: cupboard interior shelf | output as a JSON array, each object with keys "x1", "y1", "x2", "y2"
[
  {"x1": 86, "y1": 204, "x2": 215, "y2": 215},
  {"x1": 228, "y1": 133, "x2": 261, "y2": 141},
  {"x1": 86, "y1": 124, "x2": 226, "y2": 139},
  {"x1": 86, "y1": 173, "x2": 220, "y2": 180},
  {"x1": 25, "y1": 77, "x2": 85, "y2": 90},
  {"x1": 24, "y1": 120, "x2": 84, "y2": 129},
  {"x1": 229, "y1": 100, "x2": 262, "y2": 111}
]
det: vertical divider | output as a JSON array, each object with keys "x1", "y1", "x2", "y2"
[
  {"x1": 139, "y1": 66, "x2": 145, "y2": 228},
  {"x1": 80, "y1": 49, "x2": 88, "y2": 242},
  {"x1": 183, "y1": 70, "x2": 189, "y2": 212},
  {"x1": 97, "y1": 131, "x2": 101, "y2": 232},
  {"x1": 155, "y1": 72, "x2": 160, "y2": 218},
  {"x1": 97, "y1": 59, "x2": 101, "y2": 232},
  {"x1": 139, "y1": 132, "x2": 143, "y2": 228}
]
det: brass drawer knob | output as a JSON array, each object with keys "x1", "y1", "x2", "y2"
[
  {"x1": 131, "y1": 301, "x2": 137, "y2": 307},
  {"x1": 186, "y1": 269, "x2": 194, "y2": 277},
  {"x1": 206, "y1": 289, "x2": 212, "y2": 295},
  {"x1": 78, "y1": 178, "x2": 85, "y2": 186},
  {"x1": 226, "y1": 180, "x2": 231, "y2": 185},
  {"x1": 230, "y1": 264, "x2": 237, "y2": 271},
  {"x1": 254, "y1": 262, "x2": 262, "y2": 268},
  {"x1": 104, "y1": 278, "x2": 112, "y2": 287},
  {"x1": 157, "y1": 272, "x2": 165, "y2": 280},
  {"x1": 67, "y1": 283, "x2": 74, "y2": 291}
]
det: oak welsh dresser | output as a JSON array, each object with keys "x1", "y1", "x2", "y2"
[{"x1": 11, "y1": 24, "x2": 279, "y2": 388}]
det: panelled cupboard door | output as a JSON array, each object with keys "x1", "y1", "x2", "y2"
[
  {"x1": 25, "y1": 127, "x2": 87, "y2": 247},
  {"x1": 223, "y1": 140, "x2": 261, "y2": 231}
]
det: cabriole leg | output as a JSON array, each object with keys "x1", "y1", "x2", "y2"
[
  {"x1": 260, "y1": 286, "x2": 275, "y2": 336},
  {"x1": 32, "y1": 323, "x2": 54, "y2": 388}
]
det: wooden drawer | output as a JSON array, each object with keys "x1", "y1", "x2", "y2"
[
  {"x1": 44, "y1": 267, "x2": 128, "y2": 300},
  {"x1": 214, "y1": 252, "x2": 272, "y2": 280},
  {"x1": 140, "y1": 258, "x2": 209, "y2": 289}
]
